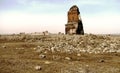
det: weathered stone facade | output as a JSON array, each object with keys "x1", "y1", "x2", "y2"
[{"x1": 65, "y1": 5, "x2": 84, "y2": 35}]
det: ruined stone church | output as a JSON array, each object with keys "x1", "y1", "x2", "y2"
[{"x1": 65, "y1": 5, "x2": 84, "y2": 35}]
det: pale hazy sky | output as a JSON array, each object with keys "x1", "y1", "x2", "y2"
[{"x1": 0, "y1": 0, "x2": 120, "y2": 34}]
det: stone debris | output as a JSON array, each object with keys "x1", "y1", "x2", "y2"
[
  {"x1": 52, "y1": 55, "x2": 61, "y2": 60},
  {"x1": 0, "y1": 34, "x2": 120, "y2": 73},
  {"x1": 51, "y1": 47, "x2": 55, "y2": 53},
  {"x1": 33, "y1": 48, "x2": 36, "y2": 50},
  {"x1": 65, "y1": 57, "x2": 71, "y2": 60},
  {"x1": 99, "y1": 59, "x2": 105, "y2": 63},
  {"x1": 16, "y1": 48, "x2": 24, "y2": 50},
  {"x1": 35, "y1": 66, "x2": 42, "y2": 70},
  {"x1": 28, "y1": 34, "x2": 120, "y2": 54},
  {"x1": 0, "y1": 34, "x2": 120, "y2": 54},
  {"x1": 77, "y1": 53, "x2": 81, "y2": 56},
  {"x1": 2, "y1": 46, "x2": 6, "y2": 48},
  {"x1": 39, "y1": 54, "x2": 46, "y2": 59},
  {"x1": 86, "y1": 65, "x2": 89, "y2": 67},
  {"x1": 44, "y1": 61, "x2": 51, "y2": 64}
]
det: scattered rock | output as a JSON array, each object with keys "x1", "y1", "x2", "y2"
[
  {"x1": 65, "y1": 57, "x2": 71, "y2": 60},
  {"x1": 35, "y1": 66, "x2": 42, "y2": 70},
  {"x1": 99, "y1": 59, "x2": 105, "y2": 63},
  {"x1": 33, "y1": 48, "x2": 36, "y2": 50},
  {"x1": 2, "y1": 46, "x2": 6, "y2": 48},
  {"x1": 44, "y1": 51, "x2": 48, "y2": 54},
  {"x1": 86, "y1": 65, "x2": 89, "y2": 67},
  {"x1": 44, "y1": 61, "x2": 51, "y2": 64},
  {"x1": 16, "y1": 48, "x2": 24, "y2": 50},
  {"x1": 52, "y1": 55, "x2": 61, "y2": 60},
  {"x1": 0, "y1": 34, "x2": 120, "y2": 54},
  {"x1": 51, "y1": 47, "x2": 55, "y2": 53},
  {"x1": 77, "y1": 53, "x2": 81, "y2": 56},
  {"x1": 39, "y1": 54, "x2": 46, "y2": 59},
  {"x1": 117, "y1": 49, "x2": 120, "y2": 53}
]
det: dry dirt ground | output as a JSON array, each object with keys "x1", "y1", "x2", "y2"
[{"x1": 0, "y1": 34, "x2": 120, "y2": 73}]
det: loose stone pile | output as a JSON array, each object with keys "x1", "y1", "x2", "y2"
[
  {"x1": 33, "y1": 34, "x2": 120, "y2": 54},
  {"x1": 0, "y1": 34, "x2": 120, "y2": 54}
]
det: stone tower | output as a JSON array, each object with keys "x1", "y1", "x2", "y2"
[{"x1": 65, "y1": 5, "x2": 84, "y2": 35}]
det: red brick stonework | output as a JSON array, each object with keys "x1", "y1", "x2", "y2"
[{"x1": 65, "y1": 5, "x2": 84, "y2": 35}]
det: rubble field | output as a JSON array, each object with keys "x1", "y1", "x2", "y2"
[{"x1": 0, "y1": 34, "x2": 120, "y2": 73}]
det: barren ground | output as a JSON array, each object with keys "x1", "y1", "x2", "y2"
[{"x1": 0, "y1": 34, "x2": 120, "y2": 73}]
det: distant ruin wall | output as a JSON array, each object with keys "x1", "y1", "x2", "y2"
[{"x1": 65, "y1": 5, "x2": 84, "y2": 35}]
